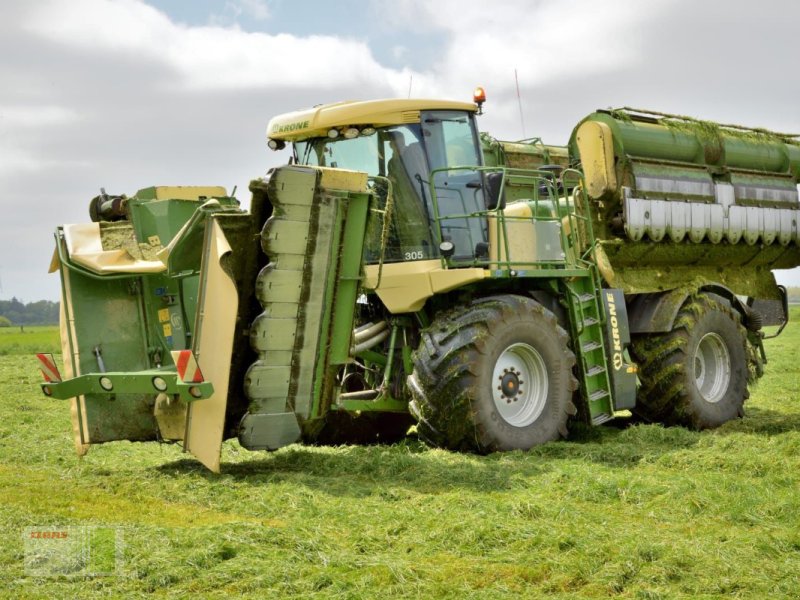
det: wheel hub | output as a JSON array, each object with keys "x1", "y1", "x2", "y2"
[
  {"x1": 491, "y1": 343, "x2": 548, "y2": 427},
  {"x1": 499, "y1": 368, "x2": 524, "y2": 401},
  {"x1": 693, "y1": 332, "x2": 731, "y2": 404}
]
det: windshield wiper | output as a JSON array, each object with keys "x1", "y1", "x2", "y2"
[{"x1": 424, "y1": 117, "x2": 467, "y2": 124}]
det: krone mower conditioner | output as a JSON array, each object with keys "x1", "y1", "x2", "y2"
[{"x1": 38, "y1": 92, "x2": 798, "y2": 471}]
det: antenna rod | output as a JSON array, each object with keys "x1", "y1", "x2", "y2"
[
  {"x1": 515, "y1": 69, "x2": 526, "y2": 139},
  {"x1": 407, "y1": 75, "x2": 413, "y2": 99}
]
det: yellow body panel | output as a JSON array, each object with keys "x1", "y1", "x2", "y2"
[
  {"x1": 317, "y1": 167, "x2": 369, "y2": 193},
  {"x1": 268, "y1": 98, "x2": 478, "y2": 142},
  {"x1": 153, "y1": 393, "x2": 188, "y2": 441},
  {"x1": 152, "y1": 186, "x2": 227, "y2": 201},
  {"x1": 60, "y1": 277, "x2": 90, "y2": 456},
  {"x1": 363, "y1": 260, "x2": 486, "y2": 313},
  {"x1": 62, "y1": 223, "x2": 167, "y2": 275},
  {"x1": 488, "y1": 201, "x2": 580, "y2": 267},
  {"x1": 575, "y1": 121, "x2": 617, "y2": 199},
  {"x1": 488, "y1": 202, "x2": 554, "y2": 267},
  {"x1": 593, "y1": 243, "x2": 617, "y2": 286},
  {"x1": 429, "y1": 268, "x2": 487, "y2": 293},
  {"x1": 183, "y1": 220, "x2": 239, "y2": 473}
]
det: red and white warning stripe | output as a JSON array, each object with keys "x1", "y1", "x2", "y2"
[
  {"x1": 170, "y1": 350, "x2": 204, "y2": 383},
  {"x1": 36, "y1": 353, "x2": 62, "y2": 383}
]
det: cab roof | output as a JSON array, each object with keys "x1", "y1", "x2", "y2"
[{"x1": 267, "y1": 98, "x2": 478, "y2": 143}]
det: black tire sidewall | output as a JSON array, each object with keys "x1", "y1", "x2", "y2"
[{"x1": 472, "y1": 313, "x2": 572, "y2": 450}]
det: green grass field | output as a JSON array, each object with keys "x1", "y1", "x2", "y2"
[
  {"x1": 1, "y1": 317, "x2": 799, "y2": 598},
  {"x1": 0, "y1": 325, "x2": 60, "y2": 356}
]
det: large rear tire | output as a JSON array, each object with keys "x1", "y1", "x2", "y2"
[
  {"x1": 408, "y1": 295, "x2": 577, "y2": 452},
  {"x1": 630, "y1": 293, "x2": 750, "y2": 429}
]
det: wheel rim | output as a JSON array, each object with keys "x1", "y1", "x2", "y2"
[
  {"x1": 693, "y1": 332, "x2": 731, "y2": 404},
  {"x1": 492, "y1": 343, "x2": 548, "y2": 427}
]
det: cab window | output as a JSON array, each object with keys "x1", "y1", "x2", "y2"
[{"x1": 421, "y1": 110, "x2": 486, "y2": 260}]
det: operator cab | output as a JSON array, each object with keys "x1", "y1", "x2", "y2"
[{"x1": 267, "y1": 99, "x2": 488, "y2": 263}]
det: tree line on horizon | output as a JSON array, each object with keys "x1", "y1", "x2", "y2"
[{"x1": 0, "y1": 298, "x2": 59, "y2": 326}]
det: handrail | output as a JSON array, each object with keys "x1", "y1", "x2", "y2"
[
  {"x1": 425, "y1": 165, "x2": 596, "y2": 273},
  {"x1": 365, "y1": 175, "x2": 395, "y2": 289}
]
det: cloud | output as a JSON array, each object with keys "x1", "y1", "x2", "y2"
[
  {"x1": 392, "y1": 45, "x2": 408, "y2": 61},
  {"x1": 163, "y1": 30, "x2": 415, "y2": 91},
  {"x1": 22, "y1": 0, "x2": 426, "y2": 93},
  {"x1": 389, "y1": 0, "x2": 670, "y2": 86},
  {"x1": 235, "y1": 0, "x2": 270, "y2": 21},
  {"x1": 210, "y1": 0, "x2": 271, "y2": 25},
  {"x1": 22, "y1": 0, "x2": 171, "y2": 54},
  {"x1": 1, "y1": 0, "x2": 432, "y2": 299},
  {"x1": 0, "y1": 105, "x2": 84, "y2": 175},
  {"x1": 374, "y1": 0, "x2": 677, "y2": 141},
  {"x1": 2, "y1": 0, "x2": 800, "y2": 300},
  {"x1": 0, "y1": 105, "x2": 79, "y2": 128}
]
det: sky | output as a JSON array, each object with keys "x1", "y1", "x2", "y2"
[{"x1": 2, "y1": 0, "x2": 800, "y2": 301}]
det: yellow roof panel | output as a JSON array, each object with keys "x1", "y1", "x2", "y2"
[{"x1": 267, "y1": 98, "x2": 478, "y2": 142}]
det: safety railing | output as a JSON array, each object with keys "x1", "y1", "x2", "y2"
[
  {"x1": 362, "y1": 164, "x2": 600, "y2": 282},
  {"x1": 425, "y1": 165, "x2": 597, "y2": 273}
]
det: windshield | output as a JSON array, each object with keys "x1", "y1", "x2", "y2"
[
  {"x1": 294, "y1": 110, "x2": 486, "y2": 263},
  {"x1": 295, "y1": 133, "x2": 380, "y2": 174}
]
